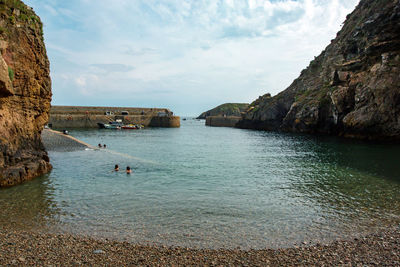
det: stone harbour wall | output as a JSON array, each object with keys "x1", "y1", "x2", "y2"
[
  {"x1": 49, "y1": 106, "x2": 180, "y2": 128},
  {"x1": 205, "y1": 116, "x2": 241, "y2": 127}
]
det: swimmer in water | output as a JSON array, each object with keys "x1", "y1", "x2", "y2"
[
  {"x1": 126, "y1": 166, "x2": 132, "y2": 174},
  {"x1": 114, "y1": 164, "x2": 119, "y2": 171}
]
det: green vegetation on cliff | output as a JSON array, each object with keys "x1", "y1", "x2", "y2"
[
  {"x1": 0, "y1": 0, "x2": 43, "y2": 38},
  {"x1": 197, "y1": 103, "x2": 249, "y2": 119}
]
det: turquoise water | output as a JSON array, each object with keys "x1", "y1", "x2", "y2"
[{"x1": 1, "y1": 119, "x2": 400, "y2": 248}]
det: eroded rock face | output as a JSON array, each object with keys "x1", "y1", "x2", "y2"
[
  {"x1": 0, "y1": 0, "x2": 52, "y2": 186},
  {"x1": 238, "y1": 0, "x2": 400, "y2": 141}
]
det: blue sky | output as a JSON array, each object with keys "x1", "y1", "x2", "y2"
[{"x1": 24, "y1": 0, "x2": 359, "y2": 116}]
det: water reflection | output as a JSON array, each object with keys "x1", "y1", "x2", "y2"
[
  {"x1": 0, "y1": 174, "x2": 61, "y2": 231},
  {"x1": 278, "y1": 133, "x2": 400, "y2": 236}
]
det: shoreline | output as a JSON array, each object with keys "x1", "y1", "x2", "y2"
[
  {"x1": 0, "y1": 226, "x2": 399, "y2": 265},
  {"x1": 34, "y1": 128, "x2": 400, "y2": 265},
  {"x1": 41, "y1": 128, "x2": 96, "y2": 152}
]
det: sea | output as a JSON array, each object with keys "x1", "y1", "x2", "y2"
[{"x1": 1, "y1": 118, "x2": 400, "y2": 249}]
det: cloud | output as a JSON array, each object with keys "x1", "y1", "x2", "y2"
[
  {"x1": 90, "y1": 64, "x2": 134, "y2": 73},
  {"x1": 123, "y1": 47, "x2": 158, "y2": 56},
  {"x1": 43, "y1": 4, "x2": 58, "y2": 16},
  {"x1": 24, "y1": 0, "x2": 360, "y2": 115}
]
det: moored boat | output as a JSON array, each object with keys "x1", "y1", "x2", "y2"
[
  {"x1": 121, "y1": 124, "x2": 143, "y2": 130},
  {"x1": 101, "y1": 121, "x2": 123, "y2": 129}
]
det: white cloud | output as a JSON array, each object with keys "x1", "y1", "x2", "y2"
[
  {"x1": 25, "y1": 0, "x2": 360, "y2": 115},
  {"x1": 43, "y1": 4, "x2": 58, "y2": 16},
  {"x1": 75, "y1": 76, "x2": 86, "y2": 87}
]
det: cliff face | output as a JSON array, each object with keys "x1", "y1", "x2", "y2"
[
  {"x1": 238, "y1": 0, "x2": 400, "y2": 140},
  {"x1": 0, "y1": 0, "x2": 52, "y2": 186},
  {"x1": 197, "y1": 103, "x2": 249, "y2": 119}
]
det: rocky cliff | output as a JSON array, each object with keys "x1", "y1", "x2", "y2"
[
  {"x1": 0, "y1": 0, "x2": 52, "y2": 186},
  {"x1": 238, "y1": 0, "x2": 400, "y2": 141},
  {"x1": 197, "y1": 103, "x2": 249, "y2": 119}
]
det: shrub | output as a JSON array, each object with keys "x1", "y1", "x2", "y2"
[
  {"x1": 8, "y1": 66, "x2": 14, "y2": 81},
  {"x1": 8, "y1": 15, "x2": 15, "y2": 24}
]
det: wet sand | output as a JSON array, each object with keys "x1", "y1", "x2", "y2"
[{"x1": 0, "y1": 226, "x2": 399, "y2": 266}]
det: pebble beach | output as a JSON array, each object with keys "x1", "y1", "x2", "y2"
[{"x1": 0, "y1": 227, "x2": 399, "y2": 266}]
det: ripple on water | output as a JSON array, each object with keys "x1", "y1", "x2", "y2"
[{"x1": 1, "y1": 121, "x2": 400, "y2": 249}]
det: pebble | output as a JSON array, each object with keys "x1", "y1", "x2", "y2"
[
  {"x1": 93, "y1": 249, "x2": 105, "y2": 254},
  {"x1": 41, "y1": 129, "x2": 91, "y2": 152},
  {"x1": 0, "y1": 227, "x2": 399, "y2": 265}
]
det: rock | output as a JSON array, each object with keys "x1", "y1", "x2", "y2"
[
  {"x1": 0, "y1": 0, "x2": 52, "y2": 187},
  {"x1": 237, "y1": 0, "x2": 400, "y2": 141},
  {"x1": 93, "y1": 249, "x2": 105, "y2": 254},
  {"x1": 0, "y1": 55, "x2": 13, "y2": 96}
]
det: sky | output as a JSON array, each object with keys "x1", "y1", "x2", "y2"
[{"x1": 24, "y1": 0, "x2": 359, "y2": 116}]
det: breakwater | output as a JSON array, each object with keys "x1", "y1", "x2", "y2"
[
  {"x1": 49, "y1": 106, "x2": 180, "y2": 128},
  {"x1": 205, "y1": 116, "x2": 241, "y2": 127}
]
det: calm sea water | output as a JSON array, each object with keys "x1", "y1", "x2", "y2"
[{"x1": 1, "y1": 119, "x2": 400, "y2": 249}]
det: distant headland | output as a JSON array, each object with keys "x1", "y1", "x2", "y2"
[{"x1": 197, "y1": 103, "x2": 249, "y2": 119}]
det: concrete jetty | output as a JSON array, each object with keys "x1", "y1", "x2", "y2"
[
  {"x1": 49, "y1": 106, "x2": 180, "y2": 128},
  {"x1": 205, "y1": 116, "x2": 241, "y2": 127}
]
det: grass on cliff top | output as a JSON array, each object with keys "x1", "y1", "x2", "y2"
[
  {"x1": 1, "y1": 0, "x2": 31, "y2": 14},
  {"x1": 215, "y1": 103, "x2": 249, "y2": 111},
  {"x1": 209, "y1": 103, "x2": 249, "y2": 114},
  {"x1": 199, "y1": 103, "x2": 249, "y2": 118},
  {"x1": 0, "y1": 0, "x2": 43, "y2": 34}
]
